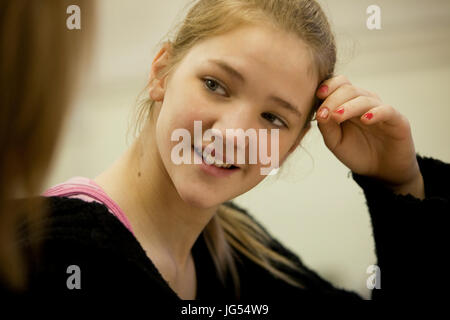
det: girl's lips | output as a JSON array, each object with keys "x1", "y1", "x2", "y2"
[{"x1": 192, "y1": 146, "x2": 240, "y2": 178}]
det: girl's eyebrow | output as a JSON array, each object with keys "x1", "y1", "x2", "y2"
[
  {"x1": 268, "y1": 96, "x2": 302, "y2": 119},
  {"x1": 207, "y1": 58, "x2": 246, "y2": 83},
  {"x1": 206, "y1": 58, "x2": 303, "y2": 119}
]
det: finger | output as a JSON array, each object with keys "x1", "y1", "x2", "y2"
[
  {"x1": 330, "y1": 95, "x2": 381, "y2": 124},
  {"x1": 318, "y1": 85, "x2": 376, "y2": 123},
  {"x1": 359, "y1": 104, "x2": 405, "y2": 127},
  {"x1": 366, "y1": 89, "x2": 381, "y2": 100},
  {"x1": 316, "y1": 75, "x2": 352, "y2": 99},
  {"x1": 317, "y1": 111, "x2": 342, "y2": 152}
]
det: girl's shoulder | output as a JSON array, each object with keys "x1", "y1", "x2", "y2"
[
  {"x1": 13, "y1": 196, "x2": 172, "y2": 296},
  {"x1": 39, "y1": 195, "x2": 133, "y2": 248}
]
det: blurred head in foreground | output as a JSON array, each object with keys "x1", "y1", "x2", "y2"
[{"x1": 0, "y1": 0, "x2": 95, "y2": 290}]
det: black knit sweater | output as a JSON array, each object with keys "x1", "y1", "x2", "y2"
[{"x1": 2, "y1": 154, "x2": 449, "y2": 307}]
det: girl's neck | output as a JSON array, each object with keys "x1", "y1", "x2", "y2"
[{"x1": 93, "y1": 133, "x2": 217, "y2": 275}]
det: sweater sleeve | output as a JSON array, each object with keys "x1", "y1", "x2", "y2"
[{"x1": 350, "y1": 153, "x2": 450, "y2": 300}]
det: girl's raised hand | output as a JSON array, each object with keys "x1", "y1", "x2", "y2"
[{"x1": 315, "y1": 75, "x2": 424, "y2": 199}]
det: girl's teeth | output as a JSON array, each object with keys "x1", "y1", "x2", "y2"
[
  {"x1": 203, "y1": 153, "x2": 232, "y2": 169},
  {"x1": 205, "y1": 154, "x2": 215, "y2": 165},
  {"x1": 214, "y1": 163, "x2": 232, "y2": 169}
]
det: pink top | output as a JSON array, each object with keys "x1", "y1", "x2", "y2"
[{"x1": 42, "y1": 176, "x2": 134, "y2": 236}]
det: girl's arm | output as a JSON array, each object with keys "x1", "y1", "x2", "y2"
[{"x1": 351, "y1": 153, "x2": 450, "y2": 300}]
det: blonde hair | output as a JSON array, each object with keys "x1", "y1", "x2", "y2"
[
  {"x1": 0, "y1": 0, "x2": 95, "y2": 290},
  {"x1": 131, "y1": 0, "x2": 336, "y2": 299}
]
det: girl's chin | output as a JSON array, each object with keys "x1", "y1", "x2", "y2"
[{"x1": 177, "y1": 188, "x2": 225, "y2": 209}]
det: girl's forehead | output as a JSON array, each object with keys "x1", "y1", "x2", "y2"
[
  {"x1": 185, "y1": 37, "x2": 316, "y2": 94},
  {"x1": 184, "y1": 24, "x2": 314, "y2": 78},
  {"x1": 194, "y1": 24, "x2": 309, "y2": 58}
]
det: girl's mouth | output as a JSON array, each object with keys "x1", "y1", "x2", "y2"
[{"x1": 192, "y1": 145, "x2": 240, "y2": 178}]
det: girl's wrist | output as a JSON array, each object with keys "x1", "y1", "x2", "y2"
[{"x1": 387, "y1": 173, "x2": 425, "y2": 200}]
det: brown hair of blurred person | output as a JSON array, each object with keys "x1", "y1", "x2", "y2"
[{"x1": 0, "y1": 0, "x2": 95, "y2": 291}]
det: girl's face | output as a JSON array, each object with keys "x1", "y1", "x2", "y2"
[{"x1": 151, "y1": 24, "x2": 318, "y2": 208}]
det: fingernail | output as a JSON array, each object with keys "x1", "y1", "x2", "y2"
[
  {"x1": 334, "y1": 107, "x2": 344, "y2": 115},
  {"x1": 318, "y1": 85, "x2": 328, "y2": 94},
  {"x1": 318, "y1": 107, "x2": 329, "y2": 119},
  {"x1": 364, "y1": 112, "x2": 373, "y2": 120}
]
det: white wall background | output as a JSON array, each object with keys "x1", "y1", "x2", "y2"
[{"x1": 45, "y1": 0, "x2": 450, "y2": 299}]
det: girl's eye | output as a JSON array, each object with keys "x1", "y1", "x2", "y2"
[
  {"x1": 203, "y1": 78, "x2": 227, "y2": 96},
  {"x1": 203, "y1": 77, "x2": 287, "y2": 128},
  {"x1": 261, "y1": 112, "x2": 287, "y2": 128}
]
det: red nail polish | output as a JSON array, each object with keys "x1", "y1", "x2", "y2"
[
  {"x1": 318, "y1": 85, "x2": 328, "y2": 94},
  {"x1": 364, "y1": 113, "x2": 373, "y2": 120},
  {"x1": 334, "y1": 107, "x2": 344, "y2": 114}
]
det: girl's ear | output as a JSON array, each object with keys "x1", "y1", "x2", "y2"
[{"x1": 149, "y1": 42, "x2": 172, "y2": 101}]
